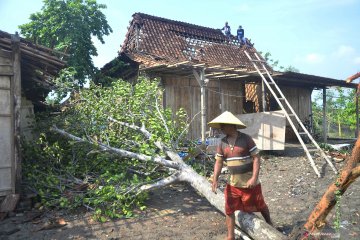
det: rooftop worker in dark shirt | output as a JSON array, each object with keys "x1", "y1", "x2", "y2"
[
  {"x1": 221, "y1": 22, "x2": 231, "y2": 39},
  {"x1": 237, "y1": 25, "x2": 245, "y2": 44}
]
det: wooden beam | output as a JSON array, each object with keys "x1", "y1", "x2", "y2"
[
  {"x1": 205, "y1": 72, "x2": 224, "y2": 77},
  {"x1": 166, "y1": 61, "x2": 190, "y2": 68},
  {"x1": 192, "y1": 63, "x2": 206, "y2": 67},
  {"x1": 11, "y1": 33, "x2": 21, "y2": 194},
  {"x1": 200, "y1": 69, "x2": 207, "y2": 143},
  {"x1": 261, "y1": 76, "x2": 266, "y2": 111},
  {"x1": 322, "y1": 88, "x2": 327, "y2": 143},
  {"x1": 192, "y1": 68, "x2": 207, "y2": 143},
  {"x1": 205, "y1": 68, "x2": 248, "y2": 75},
  {"x1": 210, "y1": 73, "x2": 239, "y2": 78}
]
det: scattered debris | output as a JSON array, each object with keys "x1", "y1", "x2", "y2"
[
  {"x1": 34, "y1": 218, "x2": 67, "y2": 231},
  {"x1": 329, "y1": 143, "x2": 352, "y2": 151}
]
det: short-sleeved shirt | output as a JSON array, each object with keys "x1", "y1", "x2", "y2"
[
  {"x1": 237, "y1": 28, "x2": 244, "y2": 39},
  {"x1": 215, "y1": 132, "x2": 259, "y2": 188}
]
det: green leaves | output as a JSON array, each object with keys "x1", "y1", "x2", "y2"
[
  {"x1": 19, "y1": 0, "x2": 113, "y2": 85},
  {"x1": 22, "y1": 77, "x2": 189, "y2": 220},
  {"x1": 313, "y1": 88, "x2": 357, "y2": 138}
]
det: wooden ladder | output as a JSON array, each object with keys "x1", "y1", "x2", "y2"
[{"x1": 244, "y1": 50, "x2": 338, "y2": 177}]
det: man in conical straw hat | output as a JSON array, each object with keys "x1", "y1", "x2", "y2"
[{"x1": 209, "y1": 111, "x2": 272, "y2": 240}]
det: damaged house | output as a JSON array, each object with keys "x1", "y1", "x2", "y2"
[
  {"x1": 102, "y1": 13, "x2": 357, "y2": 147},
  {"x1": 0, "y1": 30, "x2": 65, "y2": 196}
]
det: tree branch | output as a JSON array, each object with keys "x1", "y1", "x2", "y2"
[
  {"x1": 139, "y1": 172, "x2": 181, "y2": 192},
  {"x1": 51, "y1": 126, "x2": 180, "y2": 170},
  {"x1": 108, "y1": 117, "x2": 151, "y2": 139},
  {"x1": 174, "y1": 110, "x2": 201, "y2": 148},
  {"x1": 155, "y1": 97, "x2": 170, "y2": 136}
]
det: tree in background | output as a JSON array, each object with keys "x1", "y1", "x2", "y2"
[
  {"x1": 312, "y1": 88, "x2": 356, "y2": 138},
  {"x1": 19, "y1": 0, "x2": 112, "y2": 87},
  {"x1": 260, "y1": 51, "x2": 300, "y2": 73}
]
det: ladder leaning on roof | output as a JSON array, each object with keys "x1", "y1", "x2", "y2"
[{"x1": 244, "y1": 50, "x2": 338, "y2": 178}]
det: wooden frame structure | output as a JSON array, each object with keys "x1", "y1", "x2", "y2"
[
  {"x1": 104, "y1": 13, "x2": 358, "y2": 142},
  {"x1": 0, "y1": 30, "x2": 65, "y2": 196}
]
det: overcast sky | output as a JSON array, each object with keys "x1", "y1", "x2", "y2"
[{"x1": 1, "y1": 0, "x2": 359, "y2": 81}]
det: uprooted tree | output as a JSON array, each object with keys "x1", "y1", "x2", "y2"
[
  {"x1": 23, "y1": 77, "x2": 283, "y2": 239},
  {"x1": 23, "y1": 77, "x2": 359, "y2": 240}
]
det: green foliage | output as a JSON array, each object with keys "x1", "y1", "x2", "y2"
[
  {"x1": 22, "y1": 77, "x2": 189, "y2": 220},
  {"x1": 19, "y1": 0, "x2": 112, "y2": 85},
  {"x1": 259, "y1": 51, "x2": 300, "y2": 72},
  {"x1": 45, "y1": 67, "x2": 78, "y2": 104},
  {"x1": 312, "y1": 88, "x2": 357, "y2": 138}
]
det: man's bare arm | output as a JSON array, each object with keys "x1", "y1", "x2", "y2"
[
  {"x1": 247, "y1": 154, "x2": 260, "y2": 188},
  {"x1": 212, "y1": 158, "x2": 223, "y2": 193}
]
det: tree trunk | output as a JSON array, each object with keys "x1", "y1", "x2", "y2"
[
  {"x1": 304, "y1": 135, "x2": 360, "y2": 232},
  {"x1": 166, "y1": 151, "x2": 286, "y2": 240},
  {"x1": 52, "y1": 127, "x2": 285, "y2": 240}
]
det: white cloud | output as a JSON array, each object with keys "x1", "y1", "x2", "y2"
[
  {"x1": 333, "y1": 45, "x2": 355, "y2": 57},
  {"x1": 354, "y1": 57, "x2": 360, "y2": 65},
  {"x1": 304, "y1": 53, "x2": 325, "y2": 64}
]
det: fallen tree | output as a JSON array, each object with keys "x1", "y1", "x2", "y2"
[
  {"x1": 22, "y1": 78, "x2": 284, "y2": 239},
  {"x1": 24, "y1": 77, "x2": 359, "y2": 239},
  {"x1": 51, "y1": 124, "x2": 285, "y2": 240},
  {"x1": 303, "y1": 136, "x2": 360, "y2": 233}
]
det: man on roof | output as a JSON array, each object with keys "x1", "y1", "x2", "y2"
[
  {"x1": 221, "y1": 22, "x2": 231, "y2": 40},
  {"x1": 237, "y1": 25, "x2": 245, "y2": 44},
  {"x1": 209, "y1": 111, "x2": 272, "y2": 240}
]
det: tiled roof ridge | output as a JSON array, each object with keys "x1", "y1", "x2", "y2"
[{"x1": 133, "y1": 12, "x2": 222, "y2": 34}]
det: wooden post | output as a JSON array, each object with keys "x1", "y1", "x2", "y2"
[
  {"x1": 218, "y1": 79, "x2": 223, "y2": 112},
  {"x1": 261, "y1": 79, "x2": 266, "y2": 111},
  {"x1": 240, "y1": 82, "x2": 245, "y2": 114},
  {"x1": 11, "y1": 32, "x2": 21, "y2": 193},
  {"x1": 322, "y1": 88, "x2": 327, "y2": 143},
  {"x1": 200, "y1": 69, "x2": 207, "y2": 143},
  {"x1": 356, "y1": 93, "x2": 359, "y2": 138},
  {"x1": 192, "y1": 69, "x2": 207, "y2": 143}
]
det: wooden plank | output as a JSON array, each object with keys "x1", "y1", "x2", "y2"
[
  {"x1": 237, "y1": 111, "x2": 286, "y2": 150},
  {"x1": 0, "y1": 49, "x2": 12, "y2": 59},
  {"x1": 0, "y1": 194, "x2": 20, "y2": 212},
  {"x1": 0, "y1": 89, "x2": 11, "y2": 115},
  {"x1": 167, "y1": 61, "x2": 190, "y2": 68},
  {"x1": 0, "y1": 65, "x2": 13, "y2": 75}
]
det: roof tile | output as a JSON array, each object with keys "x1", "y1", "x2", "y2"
[{"x1": 121, "y1": 13, "x2": 265, "y2": 70}]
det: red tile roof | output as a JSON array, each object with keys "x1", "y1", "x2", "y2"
[{"x1": 120, "y1": 13, "x2": 263, "y2": 70}]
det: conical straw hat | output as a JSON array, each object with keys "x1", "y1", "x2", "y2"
[{"x1": 208, "y1": 111, "x2": 247, "y2": 129}]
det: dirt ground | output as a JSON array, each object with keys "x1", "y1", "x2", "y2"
[{"x1": 1, "y1": 143, "x2": 359, "y2": 240}]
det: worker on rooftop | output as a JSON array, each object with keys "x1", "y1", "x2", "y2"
[
  {"x1": 237, "y1": 25, "x2": 245, "y2": 44},
  {"x1": 221, "y1": 22, "x2": 231, "y2": 40}
]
